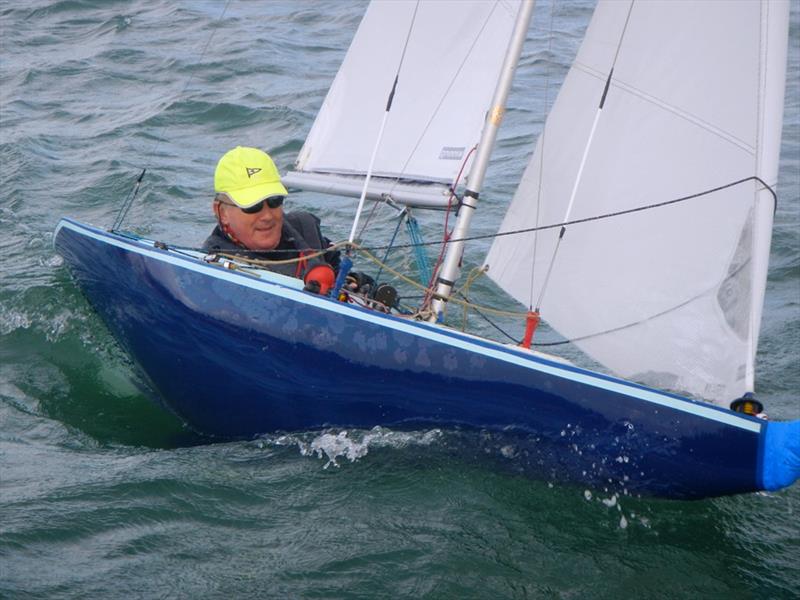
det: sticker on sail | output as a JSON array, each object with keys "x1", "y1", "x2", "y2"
[{"x1": 439, "y1": 146, "x2": 465, "y2": 161}]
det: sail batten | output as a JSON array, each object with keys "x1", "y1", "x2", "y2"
[{"x1": 485, "y1": 0, "x2": 790, "y2": 405}]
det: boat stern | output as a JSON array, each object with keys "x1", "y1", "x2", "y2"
[{"x1": 759, "y1": 420, "x2": 800, "y2": 492}]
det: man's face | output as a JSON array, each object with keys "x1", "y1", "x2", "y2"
[{"x1": 216, "y1": 200, "x2": 283, "y2": 250}]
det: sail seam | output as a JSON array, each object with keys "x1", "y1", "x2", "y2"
[{"x1": 572, "y1": 62, "x2": 758, "y2": 156}]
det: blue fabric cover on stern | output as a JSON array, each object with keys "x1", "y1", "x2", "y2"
[{"x1": 760, "y1": 420, "x2": 800, "y2": 491}]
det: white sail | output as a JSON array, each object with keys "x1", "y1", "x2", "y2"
[
  {"x1": 484, "y1": 0, "x2": 789, "y2": 405},
  {"x1": 284, "y1": 0, "x2": 523, "y2": 208}
]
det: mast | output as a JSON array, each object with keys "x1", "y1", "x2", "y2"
[{"x1": 429, "y1": 0, "x2": 535, "y2": 320}]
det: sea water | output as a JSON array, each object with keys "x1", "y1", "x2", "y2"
[{"x1": 1, "y1": 1, "x2": 798, "y2": 597}]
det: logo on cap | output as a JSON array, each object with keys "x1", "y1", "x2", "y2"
[{"x1": 246, "y1": 167, "x2": 262, "y2": 178}]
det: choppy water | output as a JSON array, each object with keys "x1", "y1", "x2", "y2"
[{"x1": 1, "y1": 1, "x2": 798, "y2": 598}]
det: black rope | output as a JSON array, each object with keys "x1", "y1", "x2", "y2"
[
  {"x1": 532, "y1": 339, "x2": 570, "y2": 347},
  {"x1": 361, "y1": 176, "x2": 778, "y2": 252},
  {"x1": 535, "y1": 258, "x2": 750, "y2": 347},
  {"x1": 141, "y1": 174, "x2": 778, "y2": 351},
  {"x1": 455, "y1": 291, "x2": 520, "y2": 344}
]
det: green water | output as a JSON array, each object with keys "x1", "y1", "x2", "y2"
[{"x1": 1, "y1": 1, "x2": 798, "y2": 597}]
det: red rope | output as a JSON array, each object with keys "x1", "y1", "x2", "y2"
[{"x1": 422, "y1": 145, "x2": 477, "y2": 310}]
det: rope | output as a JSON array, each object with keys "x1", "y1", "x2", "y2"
[
  {"x1": 421, "y1": 145, "x2": 476, "y2": 311},
  {"x1": 198, "y1": 177, "x2": 777, "y2": 317},
  {"x1": 459, "y1": 266, "x2": 489, "y2": 331},
  {"x1": 175, "y1": 175, "x2": 778, "y2": 346},
  {"x1": 355, "y1": 247, "x2": 528, "y2": 318},
  {"x1": 211, "y1": 241, "x2": 529, "y2": 319},
  {"x1": 217, "y1": 240, "x2": 351, "y2": 266},
  {"x1": 456, "y1": 294, "x2": 520, "y2": 344},
  {"x1": 348, "y1": 1, "x2": 420, "y2": 243},
  {"x1": 360, "y1": 176, "x2": 778, "y2": 252},
  {"x1": 405, "y1": 214, "x2": 432, "y2": 286}
]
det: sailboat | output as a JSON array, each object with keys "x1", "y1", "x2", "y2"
[{"x1": 54, "y1": 0, "x2": 799, "y2": 500}]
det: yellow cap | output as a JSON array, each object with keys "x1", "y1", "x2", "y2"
[{"x1": 214, "y1": 146, "x2": 288, "y2": 208}]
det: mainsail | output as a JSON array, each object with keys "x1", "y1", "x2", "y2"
[
  {"x1": 283, "y1": 0, "x2": 523, "y2": 208},
  {"x1": 484, "y1": 0, "x2": 790, "y2": 405}
]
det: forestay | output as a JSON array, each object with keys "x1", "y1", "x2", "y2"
[
  {"x1": 284, "y1": 0, "x2": 523, "y2": 209},
  {"x1": 484, "y1": 0, "x2": 789, "y2": 405}
]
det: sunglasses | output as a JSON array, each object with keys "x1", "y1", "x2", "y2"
[
  {"x1": 242, "y1": 195, "x2": 285, "y2": 214},
  {"x1": 218, "y1": 195, "x2": 285, "y2": 214}
]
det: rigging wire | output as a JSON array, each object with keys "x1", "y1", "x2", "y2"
[
  {"x1": 359, "y1": 175, "x2": 778, "y2": 251},
  {"x1": 185, "y1": 174, "x2": 777, "y2": 258},
  {"x1": 454, "y1": 293, "x2": 520, "y2": 344},
  {"x1": 354, "y1": 3, "x2": 501, "y2": 248},
  {"x1": 111, "y1": 169, "x2": 146, "y2": 231},
  {"x1": 384, "y1": 1, "x2": 501, "y2": 202},
  {"x1": 348, "y1": 0, "x2": 420, "y2": 244},
  {"x1": 354, "y1": 192, "x2": 386, "y2": 242},
  {"x1": 111, "y1": 0, "x2": 233, "y2": 232},
  {"x1": 533, "y1": 0, "x2": 636, "y2": 311},
  {"x1": 421, "y1": 145, "x2": 476, "y2": 311},
  {"x1": 173, "y1": 171, "x2": 778, "y2": 348},
  {"x1": 373, "y1": 212, "x2": 406, "y2": 285},
  {"x1": 528, "y1": 0, "x2": 559, "y2": 310}
]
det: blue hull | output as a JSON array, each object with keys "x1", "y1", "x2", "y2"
[{"x1": 54, "y1": 219, "x2": 799, "y2": 499}]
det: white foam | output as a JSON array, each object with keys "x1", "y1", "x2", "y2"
[
  {"x1": 601, "y1": 494, "x2": 618, "y2": 508},
  {"x1": 259, "y1": 426, "x2": 443, "y2": 469},
  {"x1": 0, "y1": 309, "x2": 31, "y2": 335}
]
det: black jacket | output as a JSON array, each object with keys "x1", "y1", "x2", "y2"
[{"x1": 202, "y1": 211, "x2": 340, "y2": 278}]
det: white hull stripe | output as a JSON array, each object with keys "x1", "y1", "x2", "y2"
[{"x1": 55, "y1": 220, "x2": 762, "y2": 434}]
